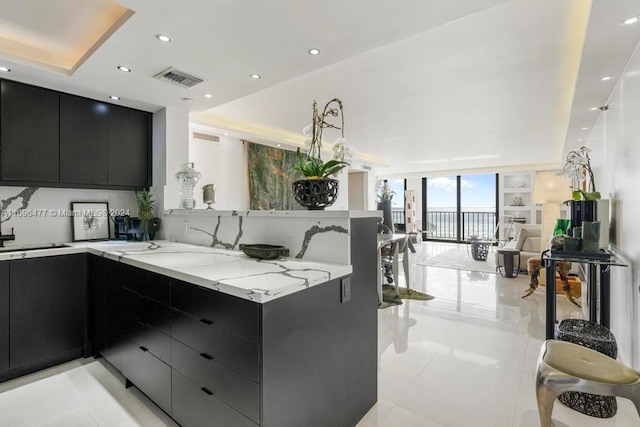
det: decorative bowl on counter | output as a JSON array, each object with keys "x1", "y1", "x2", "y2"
[{"x1": 239, "y1": 244, "x2": 289, "y2": 260}]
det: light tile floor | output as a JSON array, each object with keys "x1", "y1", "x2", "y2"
[{"x1": 0, "y1": 241, "x2": 638, "y2": 426}]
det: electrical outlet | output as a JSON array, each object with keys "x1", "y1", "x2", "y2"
[
  {"x1": 183, "y1": 221, "x2": 189, "y2": 235},
  {"x1": 340, "y1": 277, "x2": 351, "y2": 303}
]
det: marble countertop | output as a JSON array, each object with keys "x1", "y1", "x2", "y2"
[
  {"x1": 164, "y1": 209, "x2": 382, "y2": 219},
  {"x1": 0, "y1": 240, "x2": 352, "y2": 303}
]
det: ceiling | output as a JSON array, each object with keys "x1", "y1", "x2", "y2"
[{"x1": 1, "y1": 0, "x2": 639, "y2": 177}]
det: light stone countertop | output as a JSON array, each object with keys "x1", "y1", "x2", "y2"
[{"x1": 0, "y1": 240, "x2": 352, "y2": 303}]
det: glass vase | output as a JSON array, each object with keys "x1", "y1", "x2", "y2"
[{"x1": 175, "y1": 162, "x2": 201, "y2": 209}]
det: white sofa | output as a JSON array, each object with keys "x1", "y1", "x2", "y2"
[{"x1": 503, "y1": 224, "x2": 542, "y2": 267}]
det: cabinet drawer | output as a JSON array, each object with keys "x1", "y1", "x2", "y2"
[
  {"x1": 122, "y1": 287, "x2": 170, "y2": 335},
  {"x1": 172, "y1": 279, "x2": 259, "y2": 342},
  {"x1": 172, "y1": 338, "x2": 259, "y2": 423},
  {"x1": 119, "y1": 264, "x2": 169, "y2": 305},
  {"x1": 123, "y1": 315, "x2": 170, "y2": 365},
  {"x1": 172, "y1": 369, "x2": 257, "y2": 427},
  {"x1": 171, "y1": 309, "x2": 259, "y2": 383},
  {"x1": 122, "y1": 340, "x2": 171, "y2": 415}
]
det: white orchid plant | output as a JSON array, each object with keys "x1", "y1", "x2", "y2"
[
  {"x1": 560, "y1": 146, "x2": 600, "y2": 201},
  {"x1": 376, "y1": 179, "x2": 395, "y2": 202},
  {"x1": 293, "y1": 98, "x2": 352, "y2": 179}
]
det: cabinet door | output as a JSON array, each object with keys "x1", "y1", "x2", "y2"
[
  {"x1": 0, "y1": 262, "x2": 9, "y2": 373},
  {"x1": 9, "y1": 254, "x2": 87, "y2": 368},
  {"x1": 59, "y1": 94, "x2": 109, "y2": 185},
  {"x1": 89, "y1": 255, "x2": 107, "y2": 356},
  {"x1": 172, "y1": 369, "x2": 257, "y2": 427},
  {"x1": 107, "y1": 106, "x2": 150, "y2": 188},
  {"x1": 103, "y1": 260, "x2": 124, "y2": 371},
  {"x1": 122, "y1": 340, "x2": 172, "y2": 415},
  {"x1": 0, "y1": 80, "x2": 59, "y2": 182}
]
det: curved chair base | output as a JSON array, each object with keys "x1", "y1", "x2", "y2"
[{"x1": 536, "y1": 340, "x2": 640, "y2": 427}]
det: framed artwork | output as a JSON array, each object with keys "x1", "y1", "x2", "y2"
[
  {"x1": 71, "y1": 202, "x2": 110, "y2": 241},
  {"x1": 247, "y1": 142, "x2": 303, "y2": 210}
]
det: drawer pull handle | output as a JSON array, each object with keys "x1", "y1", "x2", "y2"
[
  {"x1": 200, "y1": 352, "x2": 213, "y2": 360},
  {"x1": 199, "y1": 318, "x2": 213, "y2": 325},
  {"x1": 201, "y1": 387, "x2": 213, "y2": 396},
  {"x1": 139, "y1": 346, "x2": 148, "y2": 352}
]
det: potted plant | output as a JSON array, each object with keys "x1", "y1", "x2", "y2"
[
  {"x1": 376, "y1": 179, "x2": 395, "y2": 232},
  {"x1": 136, "y1": 189, "x2": 155, "y2": 240},
  {"x1": 291, "y1": 98, "x2": 351, "y2": 209},
  {"x1": 560, "y1": 146, "x2": 601, "y2": 228}
]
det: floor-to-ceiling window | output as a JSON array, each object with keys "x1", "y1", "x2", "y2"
[{"x1": 422, "y1": 174, "x2": 497, "y2": 242}]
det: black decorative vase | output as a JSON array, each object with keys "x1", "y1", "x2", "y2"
[
  {"x1": 377, "y1": 201, "x2": 394, "y2": 233},
  {"x1": 569, "y1": 200, "x2": 597, "y2": 228},
  {"x1": 292, "y1": 178, "x2": 339, "y2": 210}
]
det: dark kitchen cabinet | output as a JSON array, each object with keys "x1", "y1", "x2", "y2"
[
  {"x1": 0, "y1": 262, "x2": 9, "y2": 374},
  {"x1": 89, "y1": 255, "x2": 107, "y2": 356},
  {"x1": 108, "y1": 105, "x2": 150, "y2": 188},
  {"x1": 0, "y1": 78, "x2": 151, "y2": 190},
  {"x1": 59, "y1": 94, "x2": 109, "y2": 185},
  {"x1": 9, "y1": 254, "x2": 87, "y2": 369},
  {"x1": 0, "y1": 80, "x2": 59, "y2": 183},
  {"x1": 172, "y1": 369, "x2": 257, "y2": 427},
  {"x1": 122, "y1": 340, "x2": 172, "y2": 415},
  {"x1": 102, "y1": 260, "x2": 125, "y2": 371}
]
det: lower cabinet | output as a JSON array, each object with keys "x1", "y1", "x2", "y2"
[
  {"x1": 172, "y1": 369, "x2": 257, "y2": 427},
  {"x1": 89, "y1": 255, "x2": 369, "y2": 427},
  {"x1": 122, "y1": 340, "x2": 172, "y2": 415},
  {"x1": 0, "y1": 262, "x2": 9, "y2": 374},
  {"x1": 9, "y1": 254, "x2": 87, "y2": 371}
]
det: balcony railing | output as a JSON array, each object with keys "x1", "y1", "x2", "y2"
[{"x1": 392, "y1": 209, "x2": 496, "y2": 241}]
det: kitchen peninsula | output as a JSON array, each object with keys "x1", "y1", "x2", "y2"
[{"x1": 0, "y1": 210, "x2": 379, "y2": 427}]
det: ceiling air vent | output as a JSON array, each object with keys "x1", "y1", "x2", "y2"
[
  {"x1": 192, "y1": 131, "x2": 220, "y2": 143},
  {"x1": 153, "y1": 67, "x2": 204, "y2": 88}
]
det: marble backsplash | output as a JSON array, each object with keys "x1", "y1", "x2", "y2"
[
  {"x1": 0, "y1": 186, "x2": 137, "y2": 245},
  {"x1": 160, "y1": 210, "x2": 359, "y2": 265}
]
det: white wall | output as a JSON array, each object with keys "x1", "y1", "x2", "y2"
[
  {"x1": 188, "y1": 124, "x2": 249, "y2": 210},
  {"x1": 188, "y1": 123, "x2": 376, "y2": 211},
  {"x1": 587, "y1": 40, "x2": 640, "y2": 369}
]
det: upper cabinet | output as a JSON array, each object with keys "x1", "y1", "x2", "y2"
[
  {"x1": 60, "y1": 94, "x2": 110, "y2": 185},
  {"x1": 108, "y1": 105, "x2": 150, "y2": 188},
  {"x1": 0, "y1": 80, "x2": 60, "y2": 183},
  {"x1": 0, "y1": 79, "x2": 151, "y2": 190}
]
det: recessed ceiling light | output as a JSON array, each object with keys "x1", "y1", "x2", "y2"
[
  {"x1": 590, "y1": 106, "x2": 600, "y2": 111},
  {"x1": 0, "y1": 66, "x2": 10, "y2": 72},
  {"x1": 308, "y1": 48, "x2": 321, "y2": 55},
  {"x1": 109, "y1": 95, "x2": 120, "y2": 101},
  {"x1": 204, "y1": 93, "x2": 212, "y2": 98},
  {"x1": 600, "y1": 75, "x2": 614, "y2": 81},
  {"x1": 621, "y1": 16, "x2": 640, "y2": 26},
  {"x1": 578, "y1": 138, "x2": 583, "y2": 142},
  {"x1": 250, "y1": 74, "x2": 261, "y2": 79},
  {"x1": 582, "y1": 127, "x2": 588, "y2": 130},
  {"x1": 156, "y1": 34, "x2": 172, "y2": 42},
  {"x1": 182, "y1": 97, "x2": 193, "y2": 102},
  {"x1": 224, "y1": 132, "x2": 229, "y2": 136},
  {"x1": 117, "y1": 65, "x2": 131, "y2": 72},
  {"x1": 276, "y1": 143, "x2": 282, "y2": 147}
]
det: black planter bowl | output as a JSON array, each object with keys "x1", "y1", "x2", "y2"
[
  {"x1": 291, "y1": 178, "x2": 339, "y2": 210},
  {"x1": 239, "y1": 244, "x2": 289, "y2": 260}
]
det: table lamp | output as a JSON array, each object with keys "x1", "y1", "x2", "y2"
[{"x1": 532, "y1": 171, "x2": 572, "y2": 253}]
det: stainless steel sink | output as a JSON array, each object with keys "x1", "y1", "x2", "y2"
[{"x1": 0, "y1": 243, "x2": 70, "y2": 253}]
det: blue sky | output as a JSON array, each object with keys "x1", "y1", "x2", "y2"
[{"x1": 388, "y1": 174, "x2": 496, "y2": 209}]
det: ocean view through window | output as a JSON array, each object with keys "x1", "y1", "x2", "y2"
[{"x1": 424, "y1": 174, "x2": 497, "y2": 241}]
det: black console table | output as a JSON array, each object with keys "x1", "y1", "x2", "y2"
[{"x1": 543, "y1": 251, "x2": 627, "y2": 339}]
